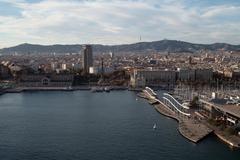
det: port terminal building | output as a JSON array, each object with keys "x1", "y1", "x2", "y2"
[{"x1": 200, "y1": 98, "x2": 240, "y2": 127}]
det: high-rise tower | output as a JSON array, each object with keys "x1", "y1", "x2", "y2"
[{"x1": 81, "y1": 45, "x2": 93, "y2": 73}]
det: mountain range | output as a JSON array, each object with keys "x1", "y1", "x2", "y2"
[{"x1": 0, "y1": 40, "x2": 239, "y2": 55}]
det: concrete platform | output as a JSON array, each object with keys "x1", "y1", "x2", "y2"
[
  {"x1": 178, "y1": 119, "x2": 213, "y2": 143},
  {"x1": 155, "y1": 103, "x2": 213, "y2": 143}
]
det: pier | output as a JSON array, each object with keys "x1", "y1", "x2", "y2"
[
  {"x1": 155, "y1": 102, "x2": 212, "y2": 143},
  {"x1": 138, "y1": 87, "x2": 213, "y2": 143}
]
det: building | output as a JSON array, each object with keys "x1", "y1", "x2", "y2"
[
  {"x1": 61, "y1": 63, "x2": 67, "y2": 70},
  {"x1": 200, "y1": 99, "x2": 240, "y2": 127},
  {"x1": 72, "y1": 63, "x2": 81, "y2": 70},
  {"x1": 195, "y1": 68, "x2": 213, "y2": 82},
  {"x1": 51, "y1": 62, "x2": 58, "y2": 71},
  {"x1": 89, "y1": 67, "x2": 99, "y2": 74},
  {"x1": 224, "y1": 70, "x2": 240, "y2": 80},
  {"x1": 18, "y1": 74, "x2": 74, "y2": 87},
  {"x1": 82, "y1": 45, "x2": 93, "y2": 73},
  {"x1": 232, "y1": 70, "x2": 240, "y2": 80},
  {"x1": 178, "y1": 68, "x2": 195, "y2": 81},
  {"x1": 0, "y1": 64, "x2": 12, "y2": 80},
  {"x1": 130, "y1": 69, "x2": 176, "y2": 87},
  {"x1": 177, "y1": 68, "x2": 213, "y2": 82}
]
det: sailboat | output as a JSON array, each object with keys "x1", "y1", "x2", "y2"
[{"x1": 153, "y1": 123, "x2": 157, "y2": 129}]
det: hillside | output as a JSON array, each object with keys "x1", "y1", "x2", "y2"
[{"x1": 0, "y1": 40, "x2": 239, "y2": 55}]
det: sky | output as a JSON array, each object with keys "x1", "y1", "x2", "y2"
[{"x1": 0, "y1": 0, "x2": 240, "y2": 48}]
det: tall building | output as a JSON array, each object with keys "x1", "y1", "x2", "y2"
[{"x1": 81, "y1": 45, "x2": 93, "y2": 73}]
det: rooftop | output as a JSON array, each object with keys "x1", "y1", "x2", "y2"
[
  {"x1": 202, "y1": 98, "x2": 240, "y2": 119},
  {"x1": 215, "y1": 104, "x2": 240, "y2": 119}
]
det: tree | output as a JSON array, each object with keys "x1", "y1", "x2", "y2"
[{"x1": 189, "y1": 96, "x2": 199, "y2": 108}]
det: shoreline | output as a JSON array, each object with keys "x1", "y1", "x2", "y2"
[
  {"x1": 2, "y1": 86, "x2": 129, "y2": 94},
  {"x1": 215, "y1": 132, "x2": 237, "y2": 148}
]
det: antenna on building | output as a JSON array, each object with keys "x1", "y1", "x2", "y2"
[{"x1": 140, "y1": 35, "x2": 142, "y2": 42}]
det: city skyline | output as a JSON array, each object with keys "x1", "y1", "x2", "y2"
[
  {"x1": 0, "y1": 1, "x2": 240, "y2": 158},
  {"x1": 0, "y1": 0, "x2": 240, "y2": 48}
]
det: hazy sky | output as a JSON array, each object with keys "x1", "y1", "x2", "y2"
[{"x1": 0, "y1": 0, "x2": 240, "y2": 48}]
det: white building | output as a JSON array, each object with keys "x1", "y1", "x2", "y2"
[
  {"x1": 51, "y1": 62, "x2": 58, "y2": 71},
  {"x1": 130, "y1": 69, "x2": 176, "y2": 87},
  {"x1": 61, "y1": 63, "x2": 67, "y2": 70},
  {"x1": 89, "y1": 67, "x2": 99, "y2": 74}
]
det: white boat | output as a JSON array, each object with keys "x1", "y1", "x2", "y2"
[
  {"x1": 104, "y1": 87, "x2": 110, "y2": 92},
  {"x1": 91, "y1": 87, "x2": 104, "y2": 93},
  {"x1": 153, "y1": 123, "x2": 157, "y2": 129}
]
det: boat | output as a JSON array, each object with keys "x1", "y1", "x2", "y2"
[
  {"x1": 91, "y1": 87, "x2": 104, "y2": 93},
  {"x1": 91, "y1": 87, "x2": 97, "y2": 92},
  {"x1": 153, "y1": 123, "x2": 157, "y2": 129},
  {"x1": 104, "y1": 87, "x2": 111, "y2": 92}
]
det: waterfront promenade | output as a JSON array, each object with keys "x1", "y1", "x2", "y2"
[
  {"x1": 138, "y1": 90, "x2": 213, "y2": 143},
  {"x1": 155, "y1": 102, "x2": 213, "y2": 143}
]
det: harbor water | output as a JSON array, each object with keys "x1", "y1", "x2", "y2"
[{"x1": 0, "y1": 91, "x2": 239, "y2": 160}]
